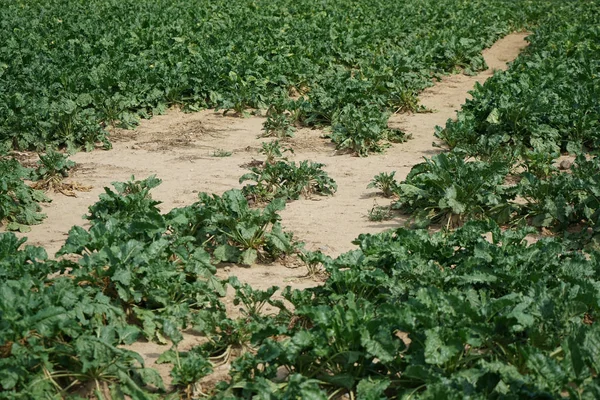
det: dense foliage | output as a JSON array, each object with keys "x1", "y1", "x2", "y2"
[
  {"x1": 4, "y1": 177, "x2": 600, "y2": 398},
  {"x1": 0, "y1": 175, "x2": 299, "y2": 397},
  {"x1": 3, "y1": 0, "x2": 600, "y2": 398},
  {"x1": 436, "y1": 1, "x2": 600, "y2": 157},
  {"x1": 389, "y1": 0, "x2": 600, "y2": 242},
  {"x1": 0, "y1": 158, "x2": 49, "y2": 233},
  {"x1": 0, "y1": 0, "x2": 549, "y2": 153},
  {"x1": 211, "y1": 222, "x2": 600, "y2": 398}
]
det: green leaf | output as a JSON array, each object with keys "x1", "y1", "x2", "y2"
[
  {"x1": 240, "y1": 248, "x2": 258, "y2": 266},
  {"x1": 424, "y1": 328, "x2": 462, "y2": 366},
  {"x1": 486, "y1": 108, "x2": 500, "y2": 124},
  {"x1": 356, "y1": 378, "x2": 390, "y2": 400},
  {"x1": 213, "y1": 244, "x2": 240, "y2": 263}
]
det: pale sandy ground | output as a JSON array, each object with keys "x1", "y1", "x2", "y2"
[{"x1": 9, "y1": 32, "x2": 530, "y2": 390}]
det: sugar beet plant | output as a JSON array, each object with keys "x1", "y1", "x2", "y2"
[
  {"x1": 330, "y1": 104, "x2": 409, "y2": 156},
  {"x1": 517, "y1": 155, "x2": 600, "y2": 236},
  {"x1": 200, "y1": 221, "x2": 600, "y2": 398},
  {"x1": 435, "y1": 1, "x2": 600, "y2": 157},
  {"x1": 0, "y1": 0, "x2": 552, "y2": 152},
  {"x1": 5, "y1": 180, "x2": 600, "y2": 398},
  {"x1": 167, "y1": 189, "x2": 297, "y2": 266},
  {"x1": 0, "y1": 157, "x2": 50, "y2": 232},
  {"x1": 261, "y1": 100, "x2": 296, "y2": 139},
  {"x1": 240, "y1": 141, "x2": 337, "y2": 203},
  {"x1": 367, "y1": 171, "x2": 399, "y2": 198},
  {"x1": 28, "y1": 149, "x2": 91, "y2": 196},
  {"x1": 57, "y1": 176, "x2": 228, "y2": 343},
  {"x1": 393, "y1": 152, "x2": 516, "y2": 228}
]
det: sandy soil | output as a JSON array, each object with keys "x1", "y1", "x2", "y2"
[{"x1": 9, "y1": 32, "x2": 529, "y2": 389}]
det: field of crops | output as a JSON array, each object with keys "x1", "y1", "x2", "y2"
[{"x1": 2, "y1": 0, "x2": 600, "y2": 398}]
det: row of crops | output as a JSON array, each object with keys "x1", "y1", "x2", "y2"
[{"x1": 2, "y1": 0, "x2": 600, "y2": 398}]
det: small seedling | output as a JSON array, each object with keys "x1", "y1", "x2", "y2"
[
  {"x1": 212, "y1": 148, "x2": 232, "y2": 157},
  {"x1": 368, "y1": 204, "x2": 394, "y2": 221},
  {"x1": 262, "y1": 102, "x2": 296, "y2": 138},
  {"x1": 367, "y1": 171, "x2": 398, "y2": 197}
]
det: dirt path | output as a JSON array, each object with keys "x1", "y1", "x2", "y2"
[{"x1": 10, "y1": 32, "x2": 529, "y2": 388}]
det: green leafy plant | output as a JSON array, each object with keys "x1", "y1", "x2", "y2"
[
  {"x1": 239, "y1": 140, "x2": 336, "y2": 203},
  {"x1": 517, "y1": 155, "x2": 600, "y2": 234},
  {"x1": 367, "y1": 171, "x2": 398, "y2": 198},
  {"x1": 262, "y1": 101, "x2": 296, "y2": 138},
  {"x1": 298, "y1": 250, "x2": 332, "y2": 277},
  {"x1": 240, "y1": 160, "x2": 338, "y2": 203},
  {"x1": 86, "y1": 175, "x2": 162, "y2": 223},
  {"x1": 331, "y1": 104, "x2": 408, "y2": 156},
  {"x1": 0, "y1": 158, "x2": 50, "y2": 232},
  {"x1": 212, "y1": 221, "x2": 600, "y2": 398},
  {"x1": 29, "y1": 149, "x2": 91, "y2": 196},
  {"x1": 157, "y1": 344, "x2": 213, "y2": 399},
  {"x1": 212, "y1": 149, "x2": 232, "y2": 157},
  {"x1": 168, "y1": 189, "x2": 297, "y2": 265},
  {"x1": 58, "y1": 176, "x2": 227, "y2": 342},
  {"x1": 367, "y1": 204, "x2": 394, "y2": 222},
  {"x1": 0, "y1": 0, "x2": 551, "y2": 154},
  {"x1": 394, "y1": 152, "x2": 516, "y2": 227},
  {"x1": 259, "y1": 140, "x2": 294, "y2": 165}
]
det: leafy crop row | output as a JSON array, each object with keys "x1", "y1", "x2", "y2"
[
  {"x1": 436, "y1": 1, "x2": 600, "y2": 158},
  {"x1": 5, "y1": 175, "x2": 600, "y2": 398},
  {"x1": 391, "y1": 153, "x2": 600, "y2": 246},
  {"x1": 0, "y1": 0, "x2": 551, "y2": 153},
  {"x1": 5, "y1": 0, "x2": 600, "y2": 398},
  {"x1": 0, "y1": 174, "x2": 303, "y2": 397},
  {"x1": 208, "y1": 222, "x2": 600, "y2": 398},
  {"x1": 384, "y1": 0, "x2": 600, "y2": 245}
]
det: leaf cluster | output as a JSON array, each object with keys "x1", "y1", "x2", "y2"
[
  {"x1": 0, "y1": 233, "x2": 165, "y2": 398},
  {"x1": 208, "y1": 221, "x2": 600, "y2": 398},
  {"x1": 330, "y1": 104, "x2": 409, "y2": 156},
  {"x1": 168, "y1": 189, "x2": 296, "y2": 266},
  {"x1": 0, "y1": 157, "x2": 50, "y2": 232},
  {"x1": 240, "y1": 141, "x2": 337, "y2": 203},
  {"x1": 0, "y1": 0, "x2": 552, "y2": 152},
  {"x1": 393, "y1": 152, "x2": 515, "y2": 228},
  {"x1": 436, "y1": 2, "x2": 600, "y2": 157}
]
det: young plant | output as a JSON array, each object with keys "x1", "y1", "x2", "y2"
[
  {"x1": 367, "y1": 171, "x2": 398, "y2": 197},
  {"x1": 298, "y1": 250, "x2": 332, "y2": 277},
  {"x1": 262, "y1": 101, "x2": 296, "y2": 138},
  {"x1": 212, "y1": 148, "x2": 232, "y2": 157},
  {"x1": 260, "y1": 140, "x2": 293, "y2": 165},
  {"x1": 368, "y1": 204, "x2": 394, "y2": 222},
  {"x1": 86, "y1": 175, "x2": 162, "y2": 223},
  {"x1": 29, "y1": 149, "x2": 90, "y2": 196},
  {"x1": 157, "y1": 344, "x2": 213, "y2": 399},
  {"x1": 240, "y1": 160, "x2": 337, "y2": 203}
]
